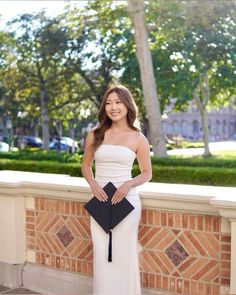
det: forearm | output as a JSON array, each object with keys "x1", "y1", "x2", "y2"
[
  {"x1": 81, "y1": 163, "x2": 96, "y2": 186},
  {"x1": 81, "y1": 163, "x2": 107, "y2": 201},
  {"x1": 128, "y1": 171, "x2": 152, "y2": 188}
]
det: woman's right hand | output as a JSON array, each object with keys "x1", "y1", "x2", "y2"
[{"x1": 90, "y1": 180, "x2": 108, "y2": 202}]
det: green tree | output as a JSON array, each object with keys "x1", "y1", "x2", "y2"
[
  {"x1": 169, "y1": 2, "x2": 236, "y2": 156},
  {"x1": 0, "y1": 30, "x2": 21, "y2": 138},
  {"x1": 9, "y1": 12, "x2": 71, "y2": 149},
  {"x1": 132, "y1": 1, "x2": 236, "y2": 156},
  {"x1": 63, "y1": 1, "x2": 130, "y2": 108},
  {"x1": 127, "y1": 0, "x2": 167, "y2": 157}
]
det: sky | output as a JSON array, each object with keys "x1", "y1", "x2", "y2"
[
  {"x1": 0, "y1": 1, "x2": 126, "y2": 28},
  {"x1": 0, "y1": 1, "x2": 74, "y2": 27}
]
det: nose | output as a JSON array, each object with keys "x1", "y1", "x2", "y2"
[{"x1": 111, "y1": 103, "x2": 117, "y2": 110}]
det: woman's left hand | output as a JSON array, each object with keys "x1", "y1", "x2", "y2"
[{"x1": 111, "y1": 181, "x2": 132, "y2": 204}]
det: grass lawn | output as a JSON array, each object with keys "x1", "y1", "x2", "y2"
[
  {"x1": 212, "y1": 150, "x2": 236, "y2": 159},
  {"x1": 168, "y1": 150, "x2": 236, "y2": 160}
]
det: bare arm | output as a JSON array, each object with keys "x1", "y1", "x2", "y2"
[
  {"x1": 128, "y1": 134, "x2": 152, "y2": 187},
  {"x1": 81, "y1": 131, "x2": 107, "y2": 201},
  {"x1": 111, "y1": 134, "x2": 152, "y2": 204}
]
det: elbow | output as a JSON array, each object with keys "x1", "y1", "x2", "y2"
[
  {"x1": 148, "y1": 171, "x2": 152, "y2": 182},
  {"x1": 143, "y1": 170, "x2": 152, "y2": 182},
  {"x1": 81, "y1": 162, "x2": 87, "y2": 178},
  {"x1": 81, "y1": 166, "x2": 85, "y2": 178}
]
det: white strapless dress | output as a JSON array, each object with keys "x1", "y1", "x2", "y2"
[{"x1": 91, "y1": 144, "x2": 142, "y2": 295}]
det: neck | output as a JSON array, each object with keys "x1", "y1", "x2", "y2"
[{"x1": 110, "y1": 120, "x2": 130, "y2": 131}]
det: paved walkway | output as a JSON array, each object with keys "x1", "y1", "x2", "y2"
[
  {"x1": 0, "y1": 285, "x2": 171, "y2": 295},
  {"x1": 167, "y1": 140, "x2": 236, "y2": 156},
  {"x1": 0, "y1": 286, "x2": 39, "y2": 294}
]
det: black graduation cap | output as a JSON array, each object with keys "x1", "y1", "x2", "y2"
[{"x1": 84, "y1": 182, "x2": 135, "y2": 262}]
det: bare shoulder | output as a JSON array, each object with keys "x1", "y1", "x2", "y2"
[
  {"x1": 134, "y1": 132, "x2": 150, "y2": 154},
  {"x1": 85, "y1": 128, "x2": 96, "y2": 146},
  {"x1": 87, "y1": 125, "x2": 99, "y2": 138},
  {"x1": 86, "y1": 129, "x2": 94, "y2": 139},
  {"x1": 89, "y1": 126, "x2": 98, "y2": 134},
  {"x1": 136, "y1": 132, "x2": 149, "y2": 146}
]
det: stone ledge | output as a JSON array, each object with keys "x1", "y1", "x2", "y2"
[
  {"x1": 23, "y1": 263, "x2": 91, "y2": 295},
  {"x1": 0, "y1": 262, "x2": 24, "y2": 289},
  {"x1": 1, "y1": 170, "x2": 236, "y2": 216},
  {"x1": 22, "y1": 263, "x2": 171, "y2": 295}
]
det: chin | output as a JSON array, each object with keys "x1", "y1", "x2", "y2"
[
  {"x1": 109, "y1": 115, "x2": 120, "y2": 121},
  {"x1": 111, "y1": 117, "x2": 120, "y2": 121}
]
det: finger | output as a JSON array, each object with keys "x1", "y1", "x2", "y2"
[
  {"x1": 112, "y1": 193, "x2": 122, "y2": 204},
  {"x1": 111, "y1": 192, "x2": 117, "y2": 202},
  {"x1": 102, "y1": 196, "x2": 107, "y2": 202},
  {"x1": 98, "y1": 192, "x2": 105, "y2": 201},
  {"x1": 116, "y1": 196, "x2": 122, "y2": 203},
  {"x1": 103, "y1": 190, "x2": 108, "y2": 201},
  {"x1": 99, "y1": 188, "x2": 107, "y2": 200},
  {"x1": 96, "y1": 196, "x2": 103, "y2": 201},
  {"x1": 115, "y1": 197, "x2": 121, "y2": 204},
  {"x1": 116, "y1": 193, "x2": 125, "y2": 203},
  {"x1": 99, "y1": 193, "x2": 107, "y2": 202},
  {"x1": 95, "y1": 190, "x2": 105, "y2": 202},
  {"x1": 101, "y1": 193, "x2": 107, "y2": 202},
  {"x1": 117, "y1": 195, "x2": 124, "y2": 203},
  {"x1": 111, "y1": 192, "x2": 119, "y2": 204},
  {"x1": 95, "y1": 189, "x2": 106, "y2": 202}
]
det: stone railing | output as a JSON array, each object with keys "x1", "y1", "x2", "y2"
[{"x1": 0, "y1": 170, "x2": 235, "y2": 295}]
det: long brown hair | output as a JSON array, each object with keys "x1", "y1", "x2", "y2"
[{"x1": 93, "y1": 85, "x2": 140, "y2": 149}]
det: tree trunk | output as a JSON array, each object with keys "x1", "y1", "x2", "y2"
[
  {"x1": 34, "y1": 125, "x2": 39, "y2": 138},
  {"x1": 69, "y1": 123, "x2": 76, "y2": 154},
  {"x1": 142, "y1": 117, "x2": 150, "y2": 142},
  {"x1": 199, "y1": 108, "x2": 211, "y2": 157},
  {"x1": 193, "y1": 73, "x2": 212, "y2": 157},
  {"x1": 40, "y1": 87, "x2": 50, "y2": 150},
  {"x1": 55, "y1": 120, "x2": 63, "y2": 137},
  {"x1": 69, "y1": 126, "x2": 75, "y2": 140},
  {"x1": 127, "y1": 0, "x2": 167, "y2": 157}
]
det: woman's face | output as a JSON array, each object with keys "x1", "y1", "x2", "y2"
[{"x1": 105, "y1": 92, "x2": 128, "y2": 122}]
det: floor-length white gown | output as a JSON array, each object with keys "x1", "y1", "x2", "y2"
[{"x1": 90, "y1": 144, "x2": 142, "y2": 295}]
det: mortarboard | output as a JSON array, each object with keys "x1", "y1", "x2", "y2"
[{"x1": 84, "y1": 182, "x2": 135, "y2": 262}]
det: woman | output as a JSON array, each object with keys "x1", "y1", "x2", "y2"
[{"x1": 81, "y1": 84, "x2": 152, "y2": 295}]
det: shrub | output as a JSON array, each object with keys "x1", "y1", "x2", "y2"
[
  {"x1": 149, "y1": 156, "x2": 236, "y2": 169},
  {"x1": 0, "y1": 160, "x2": 82, "y2": 176},
  {"x1": 132, "y1": 164, "x2": 236, "y2": 186},
  {"x1": 0, "y1": 158, "x2": 235, "y2": 187},
  {"x1": 0, "y1": 150, "x2": 82, "y2": 163}
]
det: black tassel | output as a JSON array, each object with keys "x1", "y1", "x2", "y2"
[{"x1": 108, "y1": 230, "x2": 112, "y2": 262}]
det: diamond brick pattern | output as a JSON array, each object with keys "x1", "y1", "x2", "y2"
[
  {"x1": 138, "y1": 210, "x2": 230, "y2": 294},
  {"x1": 29, "y1": 197, "x2": 93, "y2": 277},
  {"x1": 26, "y1": 198, "x2": 231, "y2": 295},
  {"x1": 165, "y1": 240, "x2": 189, "y2": 266},
  {"x1": 56, "y1": 224, "x2": 74, "y2": 247}
]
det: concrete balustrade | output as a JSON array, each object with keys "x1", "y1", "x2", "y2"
[{"x1": 0, "y1": 170, "x2": 235, "y2": 295}]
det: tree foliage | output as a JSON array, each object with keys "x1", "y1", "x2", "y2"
[{"x1": 0, "y1": 1, "x2": 235, "y2": 154}]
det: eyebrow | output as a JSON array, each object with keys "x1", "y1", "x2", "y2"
[{"x1": 106, "y1": 99, "x2": 122, "y2": 102}]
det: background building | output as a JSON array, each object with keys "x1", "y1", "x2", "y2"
[{"x1": 162, "y1": 100, "x2": 236, "y2": 141}]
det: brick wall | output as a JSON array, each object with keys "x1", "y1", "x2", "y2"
[
  {"x1": 26, "y1": 197, "x2": 231, "y2": 294},
  {"x1": 139, "y1": 209, "x2": 231, "y2": 294},
  {"x1": 26, "y1": 198, "x2": 92, "y2": 276}
]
